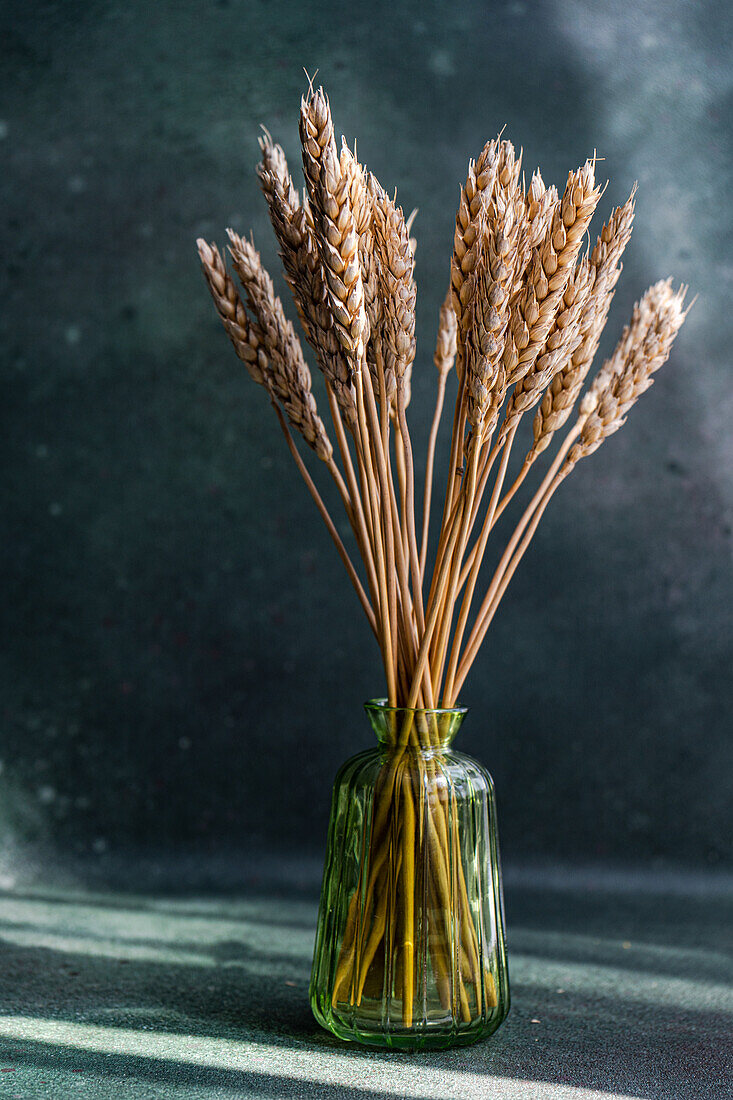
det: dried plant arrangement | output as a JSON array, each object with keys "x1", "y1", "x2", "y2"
[{"x1": 197, "y1": 84, "x2": 688, "y2": 1049}]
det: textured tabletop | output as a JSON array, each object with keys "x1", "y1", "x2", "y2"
[{"x1": 0, "y1": 858, "x2": 730, "y2": 1099}]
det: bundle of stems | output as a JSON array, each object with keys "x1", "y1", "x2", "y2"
[{"x1": 198, "y1": 85, "x2": 688, "y2": 1025}]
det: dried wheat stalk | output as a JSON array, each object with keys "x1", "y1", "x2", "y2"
[
  {"x1": 197, "y1": 82, "x2": 688, "y2": 1029},
  {"x1": 419, "y1": 291, "x2": 457, "y2": 579},
  {"x1": 301, "y1": 92, "x2": 367, "y2": 368},
  {"x1": 451, "y1": 139, "x2": 500, "y2": 351},
  {"x1": 566, "y1": 279, "x2": 688, "y2": 468},
  {"x1": 257, "y1": 130, "x2": 356, "y2": 429},
  {"x1": 531, "y1": 189, "x2": 636, "y2": 457}
]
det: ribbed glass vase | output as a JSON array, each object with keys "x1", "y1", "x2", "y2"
[{"x1": 310, "y1": 700, "x2": 510, "y2": 1049}]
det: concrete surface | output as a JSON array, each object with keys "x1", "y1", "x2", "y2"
[{"x1": 0, "y1": 858, "x2": 730, "y2": 1099}]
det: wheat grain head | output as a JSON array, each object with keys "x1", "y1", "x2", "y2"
[
  {"x1": 226, "y1": 230, "x2": 333, "y2": 461},
  {"x1": 564, "y1": 280, "x2": 688, "y2": 472},
  {"x1": 531, "y1": 189, "x2": 637, "y2": 456}
]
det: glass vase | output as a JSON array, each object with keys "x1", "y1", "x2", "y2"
[{"x1": 310, "y1": 701, "x2": 510, "y2": 1049}]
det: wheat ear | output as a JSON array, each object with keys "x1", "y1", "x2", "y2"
[
  {"x1": 501, "y1": 257, "x2": 592, "y2": 435},
  {"x1": 503, "y1": 160, "x2": 602, "y2": 390},
  {"x1": 225, "y1": 230, "x2": 333, "y2": 463},
  {"x1": 565, "y1": 280, "x2": 688, "y2": 470},
  {"x1": 451, "y1": 139, "x2": 502, "y2": 364},
  {"x1": 257, "y1": 131, "x2": 356, "y2": 429},
  {"x1": 465, "y1": 177, "x2": 522, "y2": 439},
  {"x1": 531, "y1": 188, "x2": 637, "y2": 457},
  {"x1": 197, "y1": 239, "x2": 268, "y2": 385},
  {"x1": 300, "y1": 90, "x2": 367, "y2": 366}
]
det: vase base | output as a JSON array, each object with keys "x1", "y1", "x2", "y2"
[{"x1": 311, "y1": 997, "x2": 510, "y2": 1051}]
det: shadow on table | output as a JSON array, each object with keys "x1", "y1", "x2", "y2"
[
  {"x1": 0, "y1": 878, "x2": 730, "y2": 1099},
  {"x1": 0, "y1": 1037, "x2": 390, "y2": 1099}
]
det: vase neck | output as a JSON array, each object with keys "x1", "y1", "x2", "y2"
[{"x1": 364, "y1": 700, "x2": 467, "y2": 754}]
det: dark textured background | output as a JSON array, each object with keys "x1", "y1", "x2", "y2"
[{"x1": 2, "y1": 0, "x2": 731, "y2": 881}]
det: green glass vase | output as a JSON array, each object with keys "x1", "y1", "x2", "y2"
[{"x1": 310, "y1": 701, "x2": 510, "y2": 1049}]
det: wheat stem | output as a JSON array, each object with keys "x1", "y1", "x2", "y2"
[
  {"x1": 361, "y1": 362, "x2": 401, "y2": 705},
  {"x1": 454, "y1": 423, "x2": 582, "y2": 690},
  {"x1": 396, "y1": 393, "x2": 426, "y2": 634},
  {"x1": 394, "y1": 432, "x2": 410, "y2": 572},
  {"x1": 453, "y1": 477, "x2": 563, "y2": 697},
  {"x1": 421, "y1": 291, "x2": 458, "y2": 580},
  {"x1": 429, "y1": 435, "x2": 482, "y2": 700},
  {"x1": 420, "y1": 372, "x2": 448, "y2": 582},
  {"x1": 325, "y1": 383, "x2": 380, "y2": 608},
  {"x1": 270, "y1": 400, "x2": 377, "y2": 638},
  {"x1": 424, "y1": 381, "x2": 467, "y2": 636},
  {"x1": 442, "y1": 424, "x2": 517, "y2": 705},
  {"x1": 356, "y1": 367, "x2": 397, "y2": 704}
]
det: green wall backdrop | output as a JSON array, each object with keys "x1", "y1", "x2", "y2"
[{"x1": 2, "y1": 0, "x2": 732, "y2": 880}]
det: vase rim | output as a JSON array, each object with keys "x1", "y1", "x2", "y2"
[{"x1": 364, "y1": 697, "x2": 469, "y2": 717}]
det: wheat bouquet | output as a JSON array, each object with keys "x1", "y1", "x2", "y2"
[{"x1": 197, "y1": 84, "x2": 687, "y2": 1046}]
